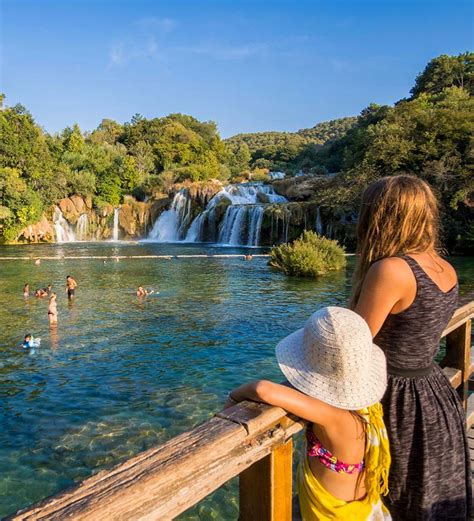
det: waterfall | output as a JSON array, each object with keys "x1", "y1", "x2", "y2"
[
  {"x1": 247, "y1": 206, "x2": 264, "y2": 246},
  {"x1": 112, "y1": 208, "x2": 120, "y2": 241},
  {"x1": 76, "y1": 214, "x2": 89, "y2": 241},
  {"x1": 269, "y1": 171, "x2": 286, "y2": 180},
  {"x1": 187, "y1": 183, "x2": 288, "y2": 246},
  {"x1": 315, "y1": 207, "x2": 323, "y2": 235},
  {"x1": 148, "y1": 189, "x2": 192, "y2": 242},
  {"x1": 149, "y1": 183, "x2": 289, "y2": 247},
  {"x1": 53, "y1": 207, "x2": 76, "y2": 243}
]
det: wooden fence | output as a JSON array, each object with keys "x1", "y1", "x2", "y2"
[{"x1": 9, "y1": 301, "x2": 474, "y2": 521}]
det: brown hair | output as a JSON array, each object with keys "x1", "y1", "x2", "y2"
[{"x1": 350, "y1": 175, "x2": 439, "y2": 308}]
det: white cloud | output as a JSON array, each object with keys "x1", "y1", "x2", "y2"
[{"x1": 107, "y1": 37, "x2": 160, "y2": 68}]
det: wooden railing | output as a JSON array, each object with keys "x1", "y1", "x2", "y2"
[{"x1": 9, "y1": 302, "x2": 473, "y2": 521}]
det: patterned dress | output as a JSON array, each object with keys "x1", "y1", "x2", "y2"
[{"x1": 374, "y1": 255, "x2": 471, "y2": 520}]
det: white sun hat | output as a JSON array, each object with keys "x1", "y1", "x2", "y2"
[{"x1": 275, "y1": 306, "x2": 387, "y2": 410}]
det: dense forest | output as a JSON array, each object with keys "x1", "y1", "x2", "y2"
[{"x1": 0, "y1": 52, "x2": 472, "y2": 249}]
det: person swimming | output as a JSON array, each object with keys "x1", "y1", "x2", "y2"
[
  {"x1": 137, "y1": 286, "x2": 148, "y2": 297},
  {"x1": 23, "y1": 283, "x2": 30, "y2": 298},
  {"x1": 20, "y1": 334, "x2": 40, "y2": 349},
  {"x1": 48, "y1": 292, "x2": 58, "y2": 326},
  {"x1": 136, "y1": 286, "x2": 155, "y2": 297},
  {"x1": 35, "y1": 288, "x2": 48, "y2": 298}
]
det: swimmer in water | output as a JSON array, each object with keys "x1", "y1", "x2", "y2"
[
  {"x1": 22, "y1": 334, "x2": 32, "y2": 348},
  {"x1": 19, "y1": 334, "x2": 40, "y2": 349},
  {"x1": 35, "y1": 288, "x2": 48, "y2": 298},
  {"x1": 66, "y1": 275, "x2": 77, "y2": 299},
  {"x1": 48, "y1": 292, "x2": 58, "y2": 326},
  {"x1": 23, "y1": 283, "x2": 30, "y2": 298},
  {"x1": 137, "y1": 286, "x2": 154, "y2": 297},
  {"x1": 35, "y1": 259, "x2": 41, "y2": 266}
]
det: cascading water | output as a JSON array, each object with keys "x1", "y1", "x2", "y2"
[
  {"x1": 148, "y1": 183, "x2": 290, "y2": 247},
  {"x1": 53, "y1": 207, "x2": 76, "y2": 243},
  {"x1": 148, "y1": 189, "x2": 192, "y2": 242},
  {"x1": 112, "y1": 208, "x2": 120, "y2": 241},
  {"x1": 76, "y1": 214, "x2": 89, "y2": 241},
  {"x1": 185, "y1": 184, "x2": 288, "y2": 246},
  {"x1": 315, "y1": 207, "x2": 323, "y2": 235}
]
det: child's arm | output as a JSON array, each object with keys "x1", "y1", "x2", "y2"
[{"x1": 228, "y1": 380, "x2": 339, "y2": 426}]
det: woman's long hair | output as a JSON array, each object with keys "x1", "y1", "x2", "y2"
[{"x1": 350, "y1": 175, "x2": 440, "y2": 308}]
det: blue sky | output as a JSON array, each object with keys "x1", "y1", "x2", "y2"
[{"x1": 1, "y1": 0, "x2": 472, "y2": 137}]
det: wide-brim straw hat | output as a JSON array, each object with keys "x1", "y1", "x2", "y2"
[{"x1": 275, "y1": 306, "x2": 387, "y2": 410}]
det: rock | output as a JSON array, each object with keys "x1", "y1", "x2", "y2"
[
  {"x1": 214, "y1": 197, "x2": 232, "y2": 222},
  {"x1": 118, "y1": 204, "x2": 136, "y2": 236},
  {"x1": 256, "y1": 192, "x2": 270, "y2": 203},
  {"x1": 70, "y1": 195, "x2": 86, "y2": 215},
  {"x1": 19, "y1": 215, "x2": 55, "y2": 243},
  {"x1": 59, "y1": 198, "x2": 80, "y2": 223},
  {"x1": 272, "y1": 176, "x2": 328, "y2": 201}
]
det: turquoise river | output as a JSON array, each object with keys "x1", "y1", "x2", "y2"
[{"x1": 0, "y1": 242, "x2": 472, "y2": 519}]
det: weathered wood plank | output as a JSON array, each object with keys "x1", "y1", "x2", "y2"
[
  {"x1": 443, "y1": 366, "x2": 462, "y2": 388},
  {"x1": 441, "y1": 301, "x2": 474, "y2": 337},
  {"x1": 9, "y1": 404, "x2": 304, "y2": 521},
  {"x1": 446, "y1": 320, "x2": 472, "y2": 406},
  {"x1": 239, "y1": 438, "x2": 293, "y2": 521},
  {"x1": 216, "y1": 401, "x2": 288, "y2": 436},
  {"x1": 467, "y1": 394, "x2": 474, "y2": 430}
]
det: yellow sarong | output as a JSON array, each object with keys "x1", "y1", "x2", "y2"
[{"x1": 297, "y1": 403, "x2": 392, "y2": 520}]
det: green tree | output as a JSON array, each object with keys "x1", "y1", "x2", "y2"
[{"x1": 411, "y1": 52, "x2": 474, "y2": 97}]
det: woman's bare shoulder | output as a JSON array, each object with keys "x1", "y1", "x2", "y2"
[{"x1": 367, "y1": 257, "x2": 415, "y2": 285}]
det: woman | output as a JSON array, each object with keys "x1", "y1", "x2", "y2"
[
  {"x1": 48, "y1": 292, "x2": 58, "y2": 326},
  {"x1": 352, "y1": 175, "x2": 470, "y2": 520}
]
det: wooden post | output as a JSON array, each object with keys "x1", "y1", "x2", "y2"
[
  {"x1": 446, "y1": 319, "x2": 472, "y2": 408},
  {"x1": 239, "y1": 438, "x2": 293, "y2": 521}
]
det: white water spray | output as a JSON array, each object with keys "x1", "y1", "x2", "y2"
[
  {"x1": 53, "y1": 207, "x2": 76, "y2": 243},
  {"x1": 112, "y1": 208, "x2": 120, "y2": 241}
]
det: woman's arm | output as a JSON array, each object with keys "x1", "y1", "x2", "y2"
[
  {"x1": 354, "y1": 257, "x2": 413, "y2": 336},
  {"x1": 227, "y1": 380, "x2": 339, "y2": 426}
]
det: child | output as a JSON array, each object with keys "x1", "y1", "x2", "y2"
[
  {"x1": 23, "y1": 283, "x2": 29, "y2": 298},
  {"x1": 227, "y1": 307, "x2": 391, "y2": 520},
  {"x1": 20, "y1": 334, "x2": 40, "y2": 349},
  {"x1": 21, "y1": 334, "x2": 33, "y2": 348}
]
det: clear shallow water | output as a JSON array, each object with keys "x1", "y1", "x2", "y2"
[{"x1": 0, "y1": 242, "x2": 471, "y2": 519}]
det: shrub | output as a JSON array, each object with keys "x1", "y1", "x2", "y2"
[{"x1": 269, "y1": 230, "x2": 346, "y2": 277}]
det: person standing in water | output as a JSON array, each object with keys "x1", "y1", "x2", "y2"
[
  {"x1": 23, "y1": 283, "x2": 29, "y2": 298},
  {"x1": 66, "y1": 275, "x2": 77, "y2": 300},
  {"x1": 48, "y1": 292, "x2": 58, "y2": 326}
]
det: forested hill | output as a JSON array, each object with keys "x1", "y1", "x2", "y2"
[{"x1": 225, "y1": 117, "x2": 357, "y2": 172}]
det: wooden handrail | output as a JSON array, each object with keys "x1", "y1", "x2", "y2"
[{"x1": 8, "y1": 302, "x2": 473, "y2": 521}]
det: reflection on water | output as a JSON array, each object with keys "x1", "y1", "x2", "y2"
[{"x1": 0, "y1": 242, "x2": 471, "y2": 518}]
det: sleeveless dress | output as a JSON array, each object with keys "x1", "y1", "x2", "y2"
[{"x1": 374, "y1": 255, "x2": 471, "y2": 520}]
